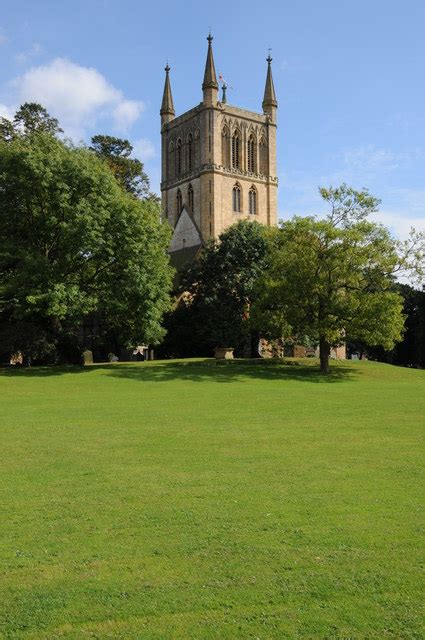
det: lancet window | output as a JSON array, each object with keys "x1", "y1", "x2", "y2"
[
  {"x1": 176, "y1": 189, "x2": 182, "y2": 216},
  {"x1": 247, "y1": 134, "x2": 256, "y2": 173},
  {"x1": 249, "y1": 186, "x2": 257, "y2": 215},
  {"x1": 233, "y1": 183, "x2": 241, "y2": 213},
  {"x1": 187, "y1": 134, "x2": 193, "y2": 172},
  {"x1": 259, "y1": 136, "x2": 268, "y2": 175},
  {"x1": 222, "y1": 126, "x2": 230, "y2": 167},
  {"x1": 168, "y1": 141, "x2": 174, "y2": 179},
  {"x1": 176, "y1": 138, "x2": 182, "y2": 176},
  {"x1": 231, "y1": 131, "x2": 240, "y2": 169}
]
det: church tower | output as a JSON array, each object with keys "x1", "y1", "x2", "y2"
[{"x1": 160, "y1": 35, "x2": 278, "y2": 264}]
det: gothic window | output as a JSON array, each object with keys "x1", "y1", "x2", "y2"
[
  {"x1": 168, "y1": 141, "x2": 174, "y2": 179},
  {"x1": 232, "y1": 183, "x2": 241, "y2": 213},
  {"x1": 247, "y1": 134, "x2": 256, "y2": 173},
  {"x1": 188, "y1": 183, "x2": 194, "y2": 211},
  {"x1": 176, "y1": 189, "x2": 182, "y2": 216},
  {"x1": 222, "y1": 126, "x2": 230, "y2": 167},
  {"x1": 194, "y1": 128, "x2": 200, "y2": 167},
  {"x1": 259, "y1": 136, "x2": 268, "y2": 175},
  {"x1": 249, "y1": 186, "x2": 257, "y2": 215},
  {"x1": 176, "y1": 138, "x2": 182, "y2": 176},
  {"x1": 187, "y1": 133, "x2": 193, "y2": 172},
  {"x1": 231, "y1": 130, "x2": 240, "y2": 169}
]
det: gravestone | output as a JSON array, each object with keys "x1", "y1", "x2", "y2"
[
  {"x1": 83, "y1": 349, "x2": 93, "y2": 365},
  {"x1": 214, "y1": 347, "x2": 234, "y2": 360}
]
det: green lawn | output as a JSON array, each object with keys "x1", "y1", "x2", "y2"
[{"x1": 0, "y1": 359, "x2": 424, "y2": 639}]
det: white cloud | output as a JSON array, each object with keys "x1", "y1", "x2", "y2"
[
  {"x1": 8, "y1": 57, "x2": 144, "y2": 139},
  {"x1": 279, "y1": 172, "x2": 425, "y2": 242},
  {"x1": 341, "y1": 145, "x2": 425, "y2": 175},
  {"x1": 15, "y1": 42, "x2": 43, "y2": 64},
  {"x1": 133, "y1": 138, "x2": 156, "y2": 161},
  {"x1": 388, "y1": 188, "x2": 425, "y2": 215},
  {"x1": 372, "y1": 210, "x2": 425, "y2": 238},
  {"x1": 0, "y1": 29, "x2": 7, "y2": 45},
  {"x1": 342, "y1": 145, "x2": 399, "y2": 173},
  {"x1": 0, "y1": 103, "x2": 15, "y2": 120},
  {"x1": 112, "y1": 99, "x2": 144, "y2": 131}
]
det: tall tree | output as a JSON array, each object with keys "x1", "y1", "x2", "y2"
[
  {"x1": 0, "y1": 131, "x2": 173, "y2": 363},
  {"x1": 90, "y1": 134, "x2": 154, "y2": 200},
  {"x1": 252, "y1": 185, "x2": 424, "y2": 373},
  {"x1": 0, "y1": 102, "x2": 63, "y2": 140},
  {"x1": 161, "y1": 221, "x2": 271, "y2": 357},
  {"x1": 360, "y1": 284, "x2": 425, "y2": 367}
]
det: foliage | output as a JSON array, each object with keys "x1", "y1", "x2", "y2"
[
  {"x1": 0, "y1": 359, "x2": 424, "y2": 638},
  {"x1": 356, "y1": 283, "x2": 425, "y2": 367},
  {"x1": 252, "y1": 184, "x2": 424, "y2": 372},
  {"x1": 392, "y1": 284, "x2": 425, "y2": 366},
  {"x1": 0, "y1": 102, "x2": 63, "y2": 140},
  {"x1": 161, "y1": 221, "x2": 271, "y2": 357},
  {"x1": 90, "y1": 134, "x2": 155, "y2": 200},
  {"x1": 0, "y1": 131, "x2": 173, "y2": 362}
]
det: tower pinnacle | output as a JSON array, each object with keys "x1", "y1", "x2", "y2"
[
  {"x1": 202, "y1": 33, "x2": 218, "y2": 105},
  {"x1": 160, "y1": 63, "x2": 175, "y2": 125},
  {"x1": 262, "y1": 53, "x2": 277, "y2": 120}
]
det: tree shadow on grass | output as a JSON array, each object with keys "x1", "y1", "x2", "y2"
[
  {"x1": 0, "y1": 358, "x2": 359, "y2": 384},
  {"x1": 102, "y1": 359, "x2": 359, "y2": 384}
]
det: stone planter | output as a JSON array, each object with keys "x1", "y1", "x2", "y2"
[{"x1": 214, "y1": 347, "x2": 234, "y2": 360}]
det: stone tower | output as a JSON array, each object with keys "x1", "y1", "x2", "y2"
[{"x1": 160, "y1": 35, "x2": 278, "y2": 264}]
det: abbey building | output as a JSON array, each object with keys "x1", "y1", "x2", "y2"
[{"x1": 160, "y1": 35, "x2": 278, "y2": 266}]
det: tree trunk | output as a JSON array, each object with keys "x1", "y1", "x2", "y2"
[{"x1": 319, "y1": 336, "x2": 330, "y2": 374}]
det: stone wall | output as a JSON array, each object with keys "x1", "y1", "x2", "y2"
[{"x1": 161, "y1": 99, "x2": 278, "y2": 247}]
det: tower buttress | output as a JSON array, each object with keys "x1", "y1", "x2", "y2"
[
  {"x1": 202, "y1": 33, "x2": 218, "y2": 106},
  {"x1": 262, "y1": 55, "x2": 277, "y2": 123}
]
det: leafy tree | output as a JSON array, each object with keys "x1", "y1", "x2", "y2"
[
  {"x1": 252, "y1": 184, "x2": 424, "y2": 373},
  {"x1": 0, "y1": 106, "x2": 157, "y2": 200},
  {"x1": 90, "y1": 134, "x2": 154, "y2": 200},
  {"x1": 357, "y1": 284, "x2": 425, "y2": 367},
  {"x1": 395, "y1": 284, "x2": 425, "y2": 367},
  {"x1": 160, "y1": 221, "x2": 271, "y2": 357},
  {"x1": 0, "y1": 131, "x2": 173, "y2": 363},
  {"x1": 0, "y1": 102, "x2": 62, "y2": 140}
]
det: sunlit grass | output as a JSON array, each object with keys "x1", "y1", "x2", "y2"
[{"x1": 0, "y1": 359, "x2": 423, "y2": 638}]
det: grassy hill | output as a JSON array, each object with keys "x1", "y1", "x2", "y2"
[{"x1": 0, "y1": 359, "x2": 423, "y2": 638}]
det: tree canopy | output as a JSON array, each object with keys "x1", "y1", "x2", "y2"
[
  {"x1": 0, "y1": 130, "x2": 172, "y2": 363},
  {"x1": 252, "y1": 185, "x2": 424, "y2": 373},
  {"x1": 0, "y1": 102, "x2": 63, "y2": 140},
  {"x1": 90, "y1": 134, "x2": 154, "y2": 200},
  {"x1": 161, "y1": 220, "x2": 271, "y2": 357}
]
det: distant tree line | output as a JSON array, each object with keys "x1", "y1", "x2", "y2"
[{"x1": 350, "y1": 284, "x2": 425, "y2": 367}]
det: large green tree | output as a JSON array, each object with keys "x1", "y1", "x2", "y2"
[
  {"x1": 0, "y1": 102, "x2": 63, "y2": 141},
  {"x1": 161, "y1": 220, "x2": 271, "y2": 357},
  {"x1": 252, "y1": 185, "x2": 424, "y2": 373},
  {"x1": 90, "y1": 134, "x2": 155, "y2": 200},
  {"x1": 357, "y1": 284, "x2": 425, "y2": 367},
  {"x1": 0, "y1": 131, "x2": 173, "y2": 363}
]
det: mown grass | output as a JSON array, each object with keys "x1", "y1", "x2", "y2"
[{"x1": 0, "y1": 358, "x2": 424, "y2": 638}]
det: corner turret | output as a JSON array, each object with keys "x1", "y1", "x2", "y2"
[
  {"x1": 262, "y1": 54, "x2": 277, "y2": 122},
  {"x1": 160, "y1": 64, "x2": 175, "y2": 126},
  {"x1": 202, "y1": 33, "x2": 218, "y2": 106}
]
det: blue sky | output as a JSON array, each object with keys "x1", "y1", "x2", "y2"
[{"x1": 1, "y1": 0, "x2": 424, "y2": 237}]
